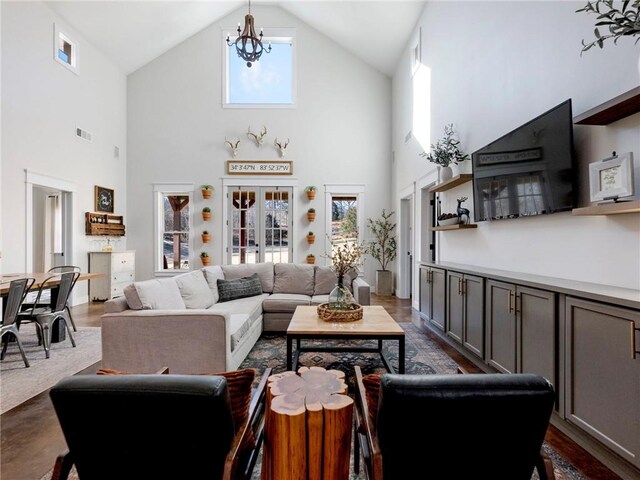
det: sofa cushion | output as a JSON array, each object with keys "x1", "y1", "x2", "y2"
[
  {"x1": 128, "y1": 278, "x2": 185, "y2": 310},
  {"x1": 123, "y1": 284, "x2": 144, "y2": 310},
  {"x1": 174, "y1": 270, "x2": 214, "y2": 309},
  {"x1": 311, "y1": 294, "x2": 330, "y2": 305},
  {"x1": 313, "y1": 266, "x2": 355, "y2": 294},
  {"x1": 217, "y1": 274, "x2": 263, "y2": 303},
  {"x1": 210, "y1": 294, "x2": 267, "y2": 351},
  {"x1": 202, "y1": 265, "x2": 225, "y2": 303},
  {"x1": 273, "y1": 263, "x2": 315, "y2": 296},
  {"x1": 262, "y1": 293, "x2": 311, "y2": 313},
  {"x1": 222, "y1": 263, "x2": 274, "y2": 293}
]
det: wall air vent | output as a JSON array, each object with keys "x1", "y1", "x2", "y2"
[{"x1": 76, "y1": 127, "x2": 92, "y2": 142}]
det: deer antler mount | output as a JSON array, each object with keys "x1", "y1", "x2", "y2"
[
  {"x1": 274, "y1": 138, "x2": 289, "y2": 158},
  {"x1": 247, "y1": 125, "x2": 267, "y2": 147},
  {"x1": 224, "y1": 137, "x2": 240, "y2": 158}
]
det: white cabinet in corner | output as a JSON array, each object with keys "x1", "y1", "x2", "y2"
[{"x1": 88, "y1": 251, "x2": 135, "y2": 301}]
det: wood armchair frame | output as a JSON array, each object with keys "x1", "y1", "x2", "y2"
[
  {"x1": 352, "y1": 366, "x2": 556, "y2": 480},
  {"x1": 51, "y1": 368, "x2": 272, "y2": 480}
]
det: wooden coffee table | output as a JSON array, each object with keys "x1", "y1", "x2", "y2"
[{"x1": 286, "y1": 305, "x2": 405, "y2": 374}]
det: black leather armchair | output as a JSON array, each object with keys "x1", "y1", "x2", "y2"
[
  {"x1": 354, "y1": 366, "x2": 556, "y2": 480},
  {"x1": 49, "y1": 370, "x2": 270, "y2": 480}
]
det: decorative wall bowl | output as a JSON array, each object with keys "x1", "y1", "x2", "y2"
[{"x1": 438, "y1": 217, "x2": 459, "y2": 226}]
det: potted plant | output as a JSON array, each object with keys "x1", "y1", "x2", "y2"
[
  {"x1": 306, "y1": 253, "x2": 315, "y2": 264},
  {"x1": 200, "y1": 251, "x2": 211, "y2": 266},
  {"x1": 366, "y1": 209, "x2": 397, "y2": 296},
  {"x1": 307, "y1": 208, "x2": 316, "y2": 222},
  {"x1": 307, "y1": 231, "x2": 315, "y2": 244},
  {"x1": 419, "y1": 124, "x2": 469, "y2": 183},
  {"x1": 305, "y1": 186, "x2": 317, "y2": 200},
  {"x1": 201, "y1": 185, "x2": 213, "y2": 199},
  {"x1": 202, "y1": 230, "x2": 211, "y2": 243},
  {"x1": 202, "y1": 207, "x2": 212, "y2": 221}
]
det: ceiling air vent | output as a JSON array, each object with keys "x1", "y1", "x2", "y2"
[{"x1": 76, "y1": 127, "x2": 92, "y2": 142}]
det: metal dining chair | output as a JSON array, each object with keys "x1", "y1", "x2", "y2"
[
  {"x1": 21, "y1": 266, "x2": 80, "y2": 331},
  {"x1": 1, "y1": 278, "x2": 36, "y2": 367},
  {"x1": 17, "y1": 272, "x2": 79, "y2": 358}
]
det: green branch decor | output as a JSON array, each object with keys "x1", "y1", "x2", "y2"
[{"x1": 576, "y1": 0, "x2": 640, "y2": 54}]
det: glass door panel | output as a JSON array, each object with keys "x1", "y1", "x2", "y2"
[
  {"x1": 230, "y1": 189, "x2": 258, "y2": 264},
  {"x1": 264, "y1": 189, "x2": 290, "y2": 263}
]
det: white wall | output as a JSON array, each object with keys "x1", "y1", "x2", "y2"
[
  {"x1": 1, "y1": 1, "x2": 127, "y2": 302},
  {"x1": 393, "y1": 1, "x2": 640, "y2": 290},
  {"x1": 127, "y1": 5, "x2": 391, "y2": 285}
]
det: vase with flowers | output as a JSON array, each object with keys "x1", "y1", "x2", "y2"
[
  {"x1": 326, "y1": 241, "x2": 364, "y2": 311},
  {"x1": 419, "y1": 124, "x2": 469, "y2": 183}
]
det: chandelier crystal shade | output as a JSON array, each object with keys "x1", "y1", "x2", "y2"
[{"x1": 226, "y1": 0, "x2": 271, "y2": 68}]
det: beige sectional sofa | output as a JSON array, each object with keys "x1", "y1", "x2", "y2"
[{"x1": 101, "y1": 262, "x2": 370, "y2": 374}]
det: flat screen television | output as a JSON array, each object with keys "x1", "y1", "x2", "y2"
[{"x1": 472, "y1": 99, "x2": 576, "y2": 222}]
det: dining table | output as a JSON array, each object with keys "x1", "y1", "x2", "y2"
[{"x1": 0, "y1": 271, "x2": 104, "y2": 341}]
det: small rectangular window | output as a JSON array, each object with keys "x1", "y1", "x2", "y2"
[
  {"x1": 223, "y1": 29, "x2": 296, "y2": 108},
  {"x1": 53, "y1": 24, "x2": 79, "y2": 75},
  {"x1": 154, "y1": 186, "x2": 193, "y2": 273}
]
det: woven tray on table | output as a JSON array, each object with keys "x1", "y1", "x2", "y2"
[{"x1": 317, "y1": 303, "x2": 363, "y2": 322}]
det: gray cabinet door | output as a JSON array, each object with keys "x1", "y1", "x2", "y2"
[
  {"x1": 431, "y1": 268, "x2": 446, "y2": 331},
  {"x1": 518, "y1": 286, "x2": 556, "y2": 388},
  {"x1": 446, "y1": 271, "x2": 464, "y2": 343},
  {"x1": 566, "y1": 297, "x2": 640, "y2": 469},
  {"x1": 463, "y1": 274, "x2": 484, "y2": 359},
  {"x1": 419, "y1": 267, "x2": 431, "y2": 319},
  {"x1": 486, "y1": 279, "x2": 516, "y2": 374}
]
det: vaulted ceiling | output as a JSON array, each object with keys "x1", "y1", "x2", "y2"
[{"x1": 45, "y1": 1, "x2": 425, "y2": 76}]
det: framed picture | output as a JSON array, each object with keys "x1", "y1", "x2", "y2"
[
  {"x1": 589, "y1": 152, "x2": 634, "y2": 202},
  {"x1": 94, "y1": 185, "x2": 114, "y2": 213}
]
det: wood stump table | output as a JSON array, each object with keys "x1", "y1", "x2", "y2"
[{"x1": 261, "y1": 366, "x2": 354, "y2": 480}]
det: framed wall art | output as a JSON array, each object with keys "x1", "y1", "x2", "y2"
[
  {"x1": 589, "y1": 152, "x2": 634, "y2": 202},
  {"x1": 95, "y1": 185, "x2": 114, "y2": 213}
]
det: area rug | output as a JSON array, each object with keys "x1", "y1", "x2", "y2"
[
  {"x1": 39, "y1": 323, "x2": 585, "y2": 480},
  {"x1": 0, "y1": 324, "x2": 101, "y2": 414}
]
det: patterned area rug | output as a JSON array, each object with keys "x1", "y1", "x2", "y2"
[{"x1": 239, "y1": 323, "x2": 584, "y2": 480}]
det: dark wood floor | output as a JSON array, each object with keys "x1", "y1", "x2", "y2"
[{"x1": 0, "y1": 297, "x2": 621, "y2": 480}]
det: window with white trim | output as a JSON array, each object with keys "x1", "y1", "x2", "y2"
[
  {"x1": 223, "y1": 28, "x2": 296, "y2": 107},
  {"x1": 154, "y1": 185, "x2": 193, "y2": 273},
  {"x1": 53, "y1": 23, "x2": 79, "y2": 75}
]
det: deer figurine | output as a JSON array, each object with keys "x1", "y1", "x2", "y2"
[
  {"x1": 274, "y1": 138, "x2": 289, "y2": 157},
  {"x1": 457, "y1": 197, "x2": 470, "y2": 224},
  {"x1": 247, "y1": 125, "x2": 267, "y2": 147},
  {"x1": 224, "y1": 137, "x2": 240, "y2": 158}
]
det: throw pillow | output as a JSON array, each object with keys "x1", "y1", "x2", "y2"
[
  {"x1": 202, "y1": 265, "x2": 225, "y2": 303},
  {"x1": 131, "y1": 278, "x2": 186, "y2": 310},
  {"x1": 217, "y1": 273, "x2": 263, "y2": 302},
  {"x1": 174, "y1": 270, "x2": 214, "y2": 309},
  {"x1": 123, "y1": 284, "x2": 144, "y2": 310}
]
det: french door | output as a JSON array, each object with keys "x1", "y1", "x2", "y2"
[{"x1": 227, "y1": 186, "x2": 292, "y2": 264}]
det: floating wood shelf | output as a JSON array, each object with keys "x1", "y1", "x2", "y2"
[
  {"x1": 574, "y1": 86, "x2": 640, "y2": 125},
  {"x1": 85, "y1": 212, "x2": 125, "y2": 236},
  {"x1": 571, "y1": 200, "x2": 640, "y2": 216},
  {"x1": 429, "y1": 174, "x2": 473, "y2": 193},
  {"x1": 433, "y1": 223, "x2": 478, "y2": 231}
]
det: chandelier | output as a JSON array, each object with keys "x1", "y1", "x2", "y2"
[{"x1": 226, "y1": 0, "x2": 271, "y2": 68}]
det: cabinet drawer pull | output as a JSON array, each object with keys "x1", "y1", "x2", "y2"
[
  {"x1": 458, "y1": 278, "x2": 462, "y2": 295},
  {"x1": 508, "y1": 290, "x2": 513, "y2": 313},
  {"x1": 632, "y1": 323, "x2": 640, "y2": 360}
]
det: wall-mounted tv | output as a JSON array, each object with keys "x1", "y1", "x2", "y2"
[{"x1": 472, "y1": 99, "x2": 576, "y2": 222}]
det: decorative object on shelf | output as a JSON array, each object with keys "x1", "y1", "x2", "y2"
[
  {"x1": 437, "y1": 213, "x2": 459, "y2": 226},
  {"x1": 274, "y1": 138, "x2": 289, "y2": 158},
  {"x1": 247, "y1": 125, "x2": 268, "y2": 147},
  {"x1": 589, "y1": 151, "x2": 634, "y2": 202},
  {"x1": 85, "y1": 212, "x2": 125, "y2": 236},
  {"x1": 306, "y1": 253, "x2": 315, "y2": 264},
  {"x1": 576, "y1": 0, "x2": 640, "y2": 54},
  {"x1": 226, "y1": 0, "x2": 272, "y2": 68},
  {"x1": 326, "y1": 239, "x2": 364, "y2": 311},
  {"x1": 366, "y1": 209, "x2": 397, "y2": 296},
  {"x1": 224, "y1": 138, "x2": 240, "y2": 158},
  {"x1": 201, "y1": 184, "x2": 213, "y2": 199},
  {"x1": 202, "y1": 230, "x2": 211, "y2": 243},
  {"x1": 317, "y1": 302, "x2": 363, "y2": 322},
  {"x1": 456, "y1": 197, "x2": 471, "y2": 224},
  {"x1": 307, "y1": 208, "x2": 316, "y2": 222},
  {"x1": 305, "y1": 186, "x2": 317, "y2": 200},
  {"x1": 226, "y1": 160, "x2": 293, "y2": 175},
  {"x1": 306, "y1": 232, "x2": 315, "y2": 244},
  {"x1": 94, "y1": 185, "x2": 114, "y2": 213},
  {"x1": 419, "y1": 124, "x2": 469, "y2": 184},
  {"x1": 200, "y1": 252, "x2": 211, "y2": 266},
  {"x1": 202, "y1": 207, "x2": 212, "y2": 221}
]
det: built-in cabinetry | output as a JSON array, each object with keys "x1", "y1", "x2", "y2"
[
  {"x1": 89, "y1": 251, "x2": 135, "y2": 301},
  {"x1": 565, "y1": 297, "x2": 640, "y2": 470},
  {"x1": 419, "y1": 266, "x2": 446, "y2": 331},
  {"x1": 485, "y1": 281, "x2": 556, "y2": 388},
  {"x1": 446, "y1": 271, "x2": 484, "y2": 358}
]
